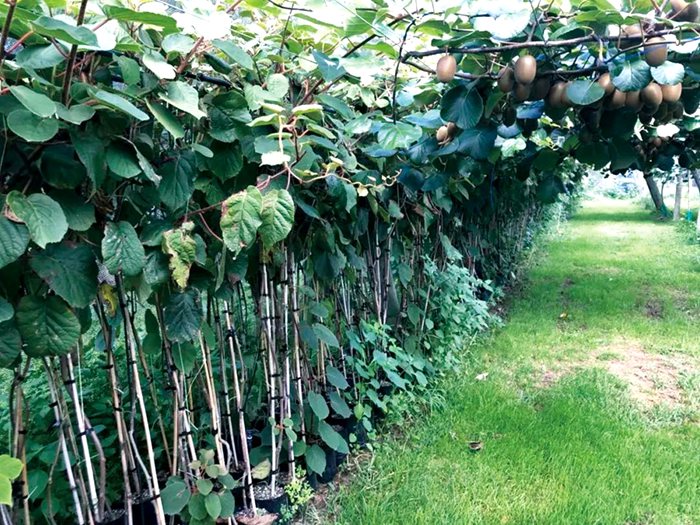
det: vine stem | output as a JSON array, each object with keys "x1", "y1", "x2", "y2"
[
  {"x1": 62, "y1": 0, "x2": 89, "y2": 104},
  {"x1": 0, "y1": 0, "x2": 17, "y2": 71}
]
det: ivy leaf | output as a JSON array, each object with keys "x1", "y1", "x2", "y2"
[
  {"x1": 6, "y1": 191, "x2": 68, "y2": 248},
  {"x1": 7, "y1": 110, "x2": 59, "y2": 142},
  {"x1": 651, "y1": 61, "x2": 685, "y2": 85},
  {"x1": 162, "y1": 223, "x2": 197, "y2": 289},
  {"x1": 221, "y1": 186, "x2": 263, "y2": 257},
  {"x1": 0, "y1": 217, "x2": 29, "y2": 269},
  {"x1": 164, "y1": 289, "x2": 202, "y2": 343},
  {"x1": 162, "y1": 479, "x2": 190, "y2": 515},
  {"x1": 610, "y1": 59, "x2": 651, "y2": 92},
  {"x1": 566, "y1": 80, "x2": 605, "y2": 106},
  {"x1": 0, "y1": 322, "x2": 21, "y2": 369},
  {"x1": 16, "y1": 296, "x2": 80, "y2": 357},
  {"x1": 92, "y1": 90, "x2": 149, "y2": 121},
  {"x1": 9, "y1": 86, "x2": 56, "y2": 118},
  {"x1": 102, "y1": 221, "x2": 146, "y2": 277},
  {"x1": 259, "y1": 189, "x2": 295, "y2": 250},
  {"x1": 306, "y1": 444, "x2": 326, "y2": 475},
  {"x1": 307, "y1": 391, "x2": 329, "y2": 420},
  {"x1": 30, "y1": 242, "x2": 98, "y2": 308},
  {"x1": 440, "y1": 85, "x2": 483, "y2": 129},
  {"x1": 159, "y1": 81, "x2": 207, "y2": 119}
]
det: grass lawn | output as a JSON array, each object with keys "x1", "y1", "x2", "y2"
[{"x1": 328, "y1": 198, "x2": 700, "y2": 525}]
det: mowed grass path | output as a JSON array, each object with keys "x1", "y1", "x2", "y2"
[{"x1": 330, "y1": 199, "x2": 700, "y2": 525}]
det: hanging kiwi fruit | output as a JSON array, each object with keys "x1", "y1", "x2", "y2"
[
  {"x1": 641, "y1": 82, "x2": 663, "y2": 107},
  {"x1": 436, "y1": 54, "x2": 457, "y2": 83},
  {"x1": 514, "y1": 83, "x2": 532, "y2": 102},
  {"x1": 607, "y1": 89, "x2": 627, "y2": 109},
  {"x1": 497, "y1": 67, "x2": 515, "y2": 93},
  {"x1": 559, "y1": 82, "x2": 572, "y2": 107},
  {"x1": 625, "y1": 90, "x2": 643, "y2": 111},
  {"x1": 547, "y1": 82, "x2": 567, "y2": 108},
  {"x1": 529, "y1": 77, "x2": 551, "y2": 100},
  {"x1": 661, "y1": 83, "x2": 683, "y2": 102},
  {"x1": 670, "y1": 0, "x2": 699, "y2": 22},
  {"x1": 446, "y1": 122, "x2": 458, "y2": 136},
  {"x1": 597, "y1": 73, "x2": 614, "y2": 95},
  {"x1": 436, "y1": 125, "x2": 450, "y2": 143},
  {"x1": 644, "y1": 37, "x2": 668, "y2": 67},
  {"x1": 514, "y1": 54, "x2": 537, "y2": 85}
]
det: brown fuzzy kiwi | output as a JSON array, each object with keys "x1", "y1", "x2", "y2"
[
  {"x1": 529, "y1": 77, "x2": 551, "y2": 100},
  {"x1": 560, "y1": 82, "x2": 572, "y2": 107},
  {"x1": 625, "y1": 90, "x2": 643, "y2": 111},
  {"x1": 446, "y1": 122, "x2": 458, "y2": 136},
  {"x1": 621, "y1": 24, "x2": 643, "y2": 37},
  {"x1": 547, "y1": 82, "x2": 567, "y2": 108},
  {"x1": 436, "y1": 125, "x2": 449, "y2": 142},
  {"x1": 514, "y1": 55, "x2": 537, "y2": 85},
  {"x1": 497, "y1": 67, "x2": 515, "y2": 93},
  {"x1": 661, "y1": 83, "x2": 683, "y2": 102},
  {"x1": 597, "y1": 73, "x2": 615, "y2": 95},
  {"x1": 671, "y1": 0, "x2": 699, "y2": 22},
  {"x1": 607, "y1": 89, "x2": 627, "y2": 109},
  {"x1": 644, "y1": 37, "x2": 668, "y2": 67},
  {"x1": 514, "y1": 83, "x2": 532, "y2": 102},
  {"x1": 436, "y1": 55, "x2": 457, "y2": 83},
  {"x1": 641, "y1": 83, "x2": 663, "y2": 107}
]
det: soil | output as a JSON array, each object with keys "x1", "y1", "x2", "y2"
[{"x1": 253, "y1": 483, "x2": 284, "y2": 500}]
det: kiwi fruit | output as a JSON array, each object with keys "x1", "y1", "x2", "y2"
[
  {"x1": 497, "y1": 67, "x2": 515, "y2": 93},
  {"x1": 514, "y1": 55, "x2": 537, "y2": 85},
  {"x1": 446, "y1": 122, "x2": 458, "y2": 136},
  {"x1": 529, "y1": 77, "x2": 551, "y2": 100},
  {"x1": 597, "y1": 73, "x2": 614, "y2": 95},
  {"x1": 560, "y1": 82, "x2": 572, "y2": 107},
  {"x1": 671, "y1": 0, "x2": 699, "y2": 21},
  {"x1": 621, "y1": 24, "x2": 643, "y2": 37},
  {"x1": 547, "y1": 82, "x2": 567, "y2": 108},
  {"x1": 514, "y1": 83, "x2": 532, "y2": 102},
  {"x1": 436, "y1": 125, "x2": 450, "y2": 142},
  {"x1": 641, "y1": 83, "x2": 663, "y2": 107},
  {"x1": 607, "y1": 89, "x2": 627, "y2": 109},
  {"x1": 625, "y1": 90, "x2": 643, "y2": 111},
  {"x1": 436, "y1": 54, "x2": 457, "y2": 83},
  {"x1": 644, "y1": 37, "x2": 668, "y2": 67},
  {"x1": 662, "y1": 83, "x2": 683, "y2": 102}
]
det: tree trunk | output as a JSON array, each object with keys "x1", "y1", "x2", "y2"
[
  {"x1": 644, "y1": 174, "x2": 665, "y2": 212},
  {"x1": 673, "y1": 173, "x2": 683, "y2": 220}
]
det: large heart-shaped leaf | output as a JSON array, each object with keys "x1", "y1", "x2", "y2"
[
  {"x1": 566, "y1": 80, "x2": 605, "y2": 106},
  {"x1": 7, "y1": 110, "x2": 59, "y2": 142},
  {"x1": 0, "y1": 322, "x2": 21, "y2": 369},
  {"x1": 318, "y1": 421, "x2": 349, "y2": 453},
  {"x1": 610, "y1": 59, "x2": 651, "y2": 92},
  {"x1": 30, "y1": 243, "x2": 98, "y2": 308},
  {"x1": 31, "y1": 16, "x2": 98, "y2": 46},
  {"x1": 259, "y1": 189, "x2": 295, "y2": 250},
  {"x1": 158, "y1": 154, "x2": 196, "y2": 211},
  {"x1": 9, "y1": 86, "x2": 56, "y2": 118},
  {"x1": 102, "y1": 221, "x2": 146, "y2": 277},
  {"x1": 307, "y1": 391, "x2": 329, "y2": 420},
  {"x1": 159, "y1": 81, "x2": 207, "y2": 119},
  {"x1": 16, "y1": 296, "x2": 80, "y2": 357},
  {"x1": 221, "y1": 186, "x2": 263, "y2": 257},
  {"x1": 162, "y1": 223, "x2": 197, "y2": 289},
  {"x1": 92, "y1": 90, "x2": 149, "y2": 121},
  {"x1": 6, "y1": 191, "x2": 68, "y2": 248},
  {"x1": 0, "y1": 217, "x2": 29, "y2": 269},
  {"x1": 455, "y1": 125, "x2": 497, "y2": 160},
  {"x1": 440, "y1": 85, "x2": 483, "y2": 129},
  {"x1": 306, "y1": 444, "x2": 326, "y2": 475},
  {"x1": 161, "y1": 479, "x2": 190, "y2": 515},
  {"x1": 651, "y1": 61, "x2": 685, "y2": 85},
  {"x1": 164, "y1": 289, "x2": 202, "y2": 343}
]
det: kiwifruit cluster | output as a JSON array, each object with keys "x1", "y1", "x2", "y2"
[
  {"x1": 436, "y1": 122, "x2": 458, "y2": 143},
  {"x1": 670, "y1": 0, "x2": 699, "y2": 21}
]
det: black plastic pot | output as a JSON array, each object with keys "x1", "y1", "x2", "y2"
[
  {"x1": 255, "y1": 490, "x2": 288, "y2": 514},
  {"x1": 100, "y1": 500, "x2": 157, "y2": 525}
]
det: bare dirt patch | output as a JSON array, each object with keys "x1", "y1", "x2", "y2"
[{"x1": 535, "y1": 340, "x2": 697, "y2": 409}]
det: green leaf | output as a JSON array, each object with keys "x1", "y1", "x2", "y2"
[
  {"x1": 117, "y1": 56, "x2": 141, "y2": 85},
  {"x1": 610, "y1": 60, "x2": 651, "y2": 92},
  {"x1": 221, "y1": 186, "x2": 263, "y2": 257},
  {"x1": 306, "y1": 444, "x2": 326, "y2": 475},
  {"x1": 329, "y1": 391, "x2": 352, "y2": 418},
  {"x1": 219, "y1": 490, "x2": 235, "y2": 518},
  {"x1": 318, "y1": 421, "x2": 349, "y2": 453},
  {"x1": 71, "y1": 130, "x2": 107, "y2": 186},
  {"x1": 212, "y1": 39, "x2": 254, "y2": 70},
  {"x1": 312, "y1": 51, "x2": 346, "y2": 82},
  {"x1": 162, "y1": 223, "x2": 197, "y2": 289},
  {"x1": 313, "y1": 323, "x2": 339, "y2": 348},
  {"x1": 30, "y1": 243, "x2": 98, "y2": 308},
  {"x1": 307, "y1": 391, "x2": 329, "y2": 420},
  {"x1": 651, "y1": 61, "x2": 684, "y2": 85},
  {"x1": 196, "y1": 478, "x2": 213, "y2": 496},
  {"x1": 0, "y1": 476, "x2": 10, "y2": 507},
  {"x1": 164, "y1": 289, "x2": 202, "y2": 343},
  {"x1": 440, "y1": 85, "x2": 483, "y2": 129},
  {"x1": 267, "y1": 74, "x2": 289, "y2": 100},
  {"x1": 92, "y1": 90, "x2": 149, "y2": 121},
  {"x1": 205, "y1": 492, "x2": 222, "y2": 519},
  {"x1": 159, "y1": 81, "x2": 207, "y2": 119},
  {"x1": 9, "y1": 86, "x2": 56, "y2": 118},
  {"x1": 15, "y1": 45, "x2": 65, "y2": 69},
  {"x1": 55, "y1": 103, "x2": 95, "y2": 125},
  {"x1": 102, "y1": 221, "x2": 146, "y2": 277},
  {"x1": 0, "y1": 322, "x2": 21, "y2": 369},
  {"x1": 158, "y1": 153, "x2": 196, "y2": 210},
  {"x1": 259, "y1": 189, "x2": 295, "y2": 250},
  {"x1": 147, "y1": 101, "x2": 185, "y2": 139},
  {"x1": 162, "y1": 34, "x2": 195, "y2": 54},
  {"x1": 455, "y1": 125, "x2": 497, "y2": 160},
  {"x1": 142, "y1": 49, "x2": 176, "y2": 79},
  {"x1": 102, "y1": 6, "x2": 177, "y2": 31},
  {"x1": 251, "y1": 459, "x2": 271, "y2": 480},
  {"x1": 377, "y1": 122, "x2": 422, "y2": 150},
  {"x1": 106, "y1": 142, "x2": 141, "y2": 178},
  {"x1": 0, "y1": 456, "x2": 22, "y2": 480},
  {"x1": 566, "y1": 80, "x2": 605, "y2": 106},
  {"x1": 16, "y1": 295, "x2": 80, "y2": 357},
  {"x1": 188, "y1": 493, "x2": 207, "y2": 520},
  {"x1": 0, "y1": 299, "x2": 13, "y2": 323},
  {"x1": 7, "y1": 110, "x2": 59, "y2": 142},
  {"x1": 162, "y1": 479, "x2": 190, "y2": 515},
  {"x1": 7, "y1": 192, "x2": 68, "y2": 248},
  {"x1": 0, "y1": 217, "x2": 29, "y2": 269},
  {"x1": 326, "y1": 365, "x2": 349, "y2": 390},
  {"x1": 31, "y1": 16, "x2": 98, "y2": 46},
  {"x1": 575, "y1": 142, "x2": 609, "y2": 169}
]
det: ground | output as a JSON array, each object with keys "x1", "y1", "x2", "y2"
[{"x1": 327, "y1": 198, "x2": 700, "y2": 525}]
